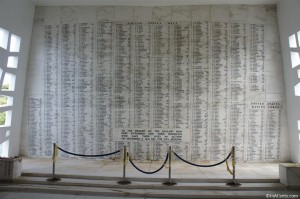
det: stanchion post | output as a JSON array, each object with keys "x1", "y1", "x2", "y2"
[
  {"x1": 47, "y1": 143, "x2": 61, "y2": 182},
  {"x1": 117, "y1": 145, "x2": 131, "y2": 185},
  {"x1": 226, "y1": 146, "x2": 241, "y2": 186},
  {"x1": 163, "y1": 146, "x2": 176, "y2": 186},
  {"x1": 233, "y1": 146, "x2": 236, "y2": 181}
]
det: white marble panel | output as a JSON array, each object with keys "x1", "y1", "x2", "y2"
[
  {"x1": 266, "y1": 94, "x2": 284, "y2": 102},
  {"x1": 191, "y1": 5, "x2": 210, "y2": 21},
  {"x1": 211, "y1": 5, "x2": 229, "y2": 22},
  {"x1": 27, "y1": 26, "x2": 45, "y2": 84},
  {"x1": 229, "y1": 5, "x2": 248, "y2": 21},
  {"x1": 172, "y1": 6, "x2": 191, "y2": 21},
  {"x1": 96, "y1": 6, "x2": 115, "y2": 21},
  {"x1": 23, "y1": 5, "x2": 288, "y2": 162},
  {"x1": 266, "y1": 8, "x2": 278, "y2": 26},
  {"x1": 265, "y1": 5, "x2": 277, "y2": 13},
  {"x1": 248, "y1": 5, "x2": 266, "y2": 24},
  {"x1": 247, "y1": 91, "x2": 266, "y2": 102},
  {"x1": 152, "y1": 6, "x2": 172, "y2": 21},
  {"x1": 78, "y1": 6, "x2": 96, "y2": 23},
  {"x1": 28, "y1": 33, "x2": 44, "y2": 59},
  {"x1": 265, "y1": 25, "x2": 281, "y2": 61},
  {"x1": 266, "y1": 72, "x2": 285, "y2": 94},
  {"x1": 265, "y1": 59, "x2": 283, "y2": 74},
  {"x1": 115, "y1": 6, "x2": 133, "y2": 21},
  {"x1": 60, "y1": 6, "x2": 78, "y2": 24},
  {"x1": 133, "y1": 7, "x2": 152, "y2": 22},
  {"x1": 45, "y1": 6, "x2": 61, "y2": 24},
  {"x1": 280, "y1": 164, "x2": 300, "y2": 187},
  {"x1": 33, "y1": 7, "x2": 45, "y2": 25}
]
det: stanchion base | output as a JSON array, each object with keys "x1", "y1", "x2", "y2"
[
  {"x1": 117, "y1": 180, "x2": 132, "y2": 185},
  {"x1": 47, "y1": 177, "x2": 61, "y2": 182},
  {"x1": 226, "y1": 181, "x2": 241, "y2": 187},
  {"x1": 162, "y1": 181, "x2": 177, "y2": 186}
]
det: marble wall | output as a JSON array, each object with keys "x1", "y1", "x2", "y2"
[{"x1": 20, "y1": 5, "x2": 289, "y2": 162}]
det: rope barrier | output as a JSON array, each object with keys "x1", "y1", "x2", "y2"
[
  {"x1": 173, "y1": 151, "x2": 232, "y2": 167},
  {"x1": 57, "y1": 146, "x2": 120, "y2": 157},
  {"x1": 129, "y1": 153, "x2": 169, "y2": 174},
  {"x1": 225, "y1": 160, "x2": 233, "y2": 175},
  {"x1": 225, "y1": 146, "x2": 235, "y2": 175},
  {"x1": 164, "y1": 148, "x2": 173, "y2": 169},
  {"x1": 48, "y1": 143, "x2": 240, "y2": 186}
]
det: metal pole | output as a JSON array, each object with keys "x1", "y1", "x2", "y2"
[
  {"x1": 117, "y1": 145, "x2": 131, "y2": 185},
  {"x1": 47, "y1": 143, "x2": 61, "y2": 182},
  {"x1": 168, "y1": 145, "x2": 171, "y2": 182},
  {"x1": 232, "y1": 146, "x2": 236, "y2": 182},
  {"x1": 163, "y1": 146, "x2": 176, "y2": 186},
  {"x1": 52, "y1": 143, "x2": 56, "y2": 178},
  {"x1": 226, "y1": 146, "x2": 240, "y2": 186},
  {"x1": 52, "y1": 159, "x2": 55, "y2": 178},
  {"x1": 123, "y1": 145, "x2": 126, "y2": 180}
]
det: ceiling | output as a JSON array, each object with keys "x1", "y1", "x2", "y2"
[{"x1": 31, "y1": 0, "x2": 278, "y2": 6}]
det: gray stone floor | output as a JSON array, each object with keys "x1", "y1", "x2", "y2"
[
  {"x1": 20, "y1": 157, "x2": 280, "y2": 179},
  {"x1": 1, "y1": 158, "x2": 298, "y2": 199},
  {"x1": 1, "y1": 190, "x2": 300, "y2": 199},
  {"x1": 0, "y1": 192, "x2": 153, "y2": 199}
]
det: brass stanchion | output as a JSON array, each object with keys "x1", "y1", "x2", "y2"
[
  {"x1": 47, "y1": 143, "x2": 61, "y2": 182},
  {"x1": 162, "y1": 146, "x2": 176, "y2": 186},
  {"x1": 226, "y1": 146, "x2": 241, "y2": 186},
  {"x1": 117, "y1": 145, "x2": 131, "y2": 185}
]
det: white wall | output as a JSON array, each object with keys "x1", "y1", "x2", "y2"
[
  {"x1": 277, "y1": 0, "x2": 300, "y2": 163},
  {"x1": 21, "y1": 5, "x2": 289, "y2": 162},
  {"x1": 0, "y1": 0, "x2": 35, "y2": 157}
]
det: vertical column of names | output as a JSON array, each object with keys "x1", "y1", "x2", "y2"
[
  {"x1": 28, "y1": 98, "x2": 42, "y2": 156},
  {"x1": 229, "y1": 22, "x2": 247, "y2": 160},
  {"x1": 172, "y1": 22, "x2": 190, "y2": 129},
  {"x1": 264, "y1": 102, "x2": 281, "y2": 160},
  {"x1": 191, "y1": 21, "x2": 210, "y2": 160},
  {"x1": 152, "y1": 22, "x2": 171, "y2": 159},
  {"x1": 152, "y1": 23, "x2": 170, "y2": 129},
  {"x1": 171, "y1": 22, "x2": 191, "y2": 157},
  {"x1": 210, "y1": 22, "x2": 228, "y2": 161},
  {"x1": 247, "y1": 24, "x2": 265, "y2": 161},
  {"x1": 132, "y1": 23, "x2": 151, "y2": 159},
  {"x1": 247, "y1": 102, "x2": 265, "y2": 161},
  {"x1": 44, "y1": 24, "x2": 60, "y2": 156},
  {"x1": 77, "y1": 23, "x2": 94, "y2": 154},
  {"x1": 61, "y1": 23, "x2": 76, "y2": 154},
  {"x1": 95, "y1": 22, "x2": 113, "y2": 154},
  {"x1": 133, "y1": 23, "x2": 151, "y2": 128},
  {"x1": 114, "y1": 23, "x2": 132, "y2": 129},
  {"x1": 249, "y1": 24, "x2": 265, "y2": 94}
]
